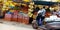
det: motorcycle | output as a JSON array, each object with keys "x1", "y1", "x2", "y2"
[{"x1": 32, "y1": 15, "x2": 60, "y2": 30}]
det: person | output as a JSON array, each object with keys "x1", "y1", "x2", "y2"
[
  {"x1": 45, "y1": 6, "x2": 51, "y2": 17},
  {"x1": 28, "y1": 9, "x2": 33, "y2": 24},
  {"x1": 33, "y1": 7, "x2": 40, "y2": 12},
  {"x1": 57, "y1": 10, "x2": 60, "y2": 17},
  {"x1": 52, "y1": 7, "x2": 58, "y2": 17},
  {"x1": 36, "y1": 6, "x2": 46, "y2": 26},
  {"x1": 52, "y1": 10, "x2": 57, "y2": 15},
  {"x1": 45, "y1": 6, "x2": 51, "y2": 12}
]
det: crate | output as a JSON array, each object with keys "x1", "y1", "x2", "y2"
[
  {"x1": 18, "y1": 14, "x2": 23, "y2": 23},
  {"x1": 23, "y1": 16, "x2": 29, "y2": 24},
  {"x1": 12, "y1": 15, "x2": 18, "y2": 22},
  {"x1": 4, "y1": 14, "x2": 12, "y2": 21}
]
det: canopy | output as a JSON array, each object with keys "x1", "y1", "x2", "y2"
[{"x1": 34, "y1": 1, "x2": 58, "y2": 6}]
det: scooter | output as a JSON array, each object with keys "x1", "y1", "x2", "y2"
[
  {"x1": 32, "y1": 12, "x2": 51, "y2": 29},
  {"x1": 32, "y1": 15, "x2": 60, "y2": 30}
]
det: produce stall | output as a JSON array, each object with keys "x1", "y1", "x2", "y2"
[{"x1": 3, "y1": 0, "x2": 30, "y2": 25}]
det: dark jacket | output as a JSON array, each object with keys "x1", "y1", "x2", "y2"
[{"x1": 45, "y1": 8, "x2": 51, "y2": 13}]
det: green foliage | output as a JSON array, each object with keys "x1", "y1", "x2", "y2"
[{"x1": 13, "y1": 6, "x2": 20, "y2": 10}]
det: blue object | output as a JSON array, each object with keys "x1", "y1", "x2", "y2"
[
  {"x1": 37, "y1": 18, "x2": 43, "y2": 26},
  {"x1": 7, "y1": 12, "x2": 13, "y2": 14},
  {"x1": 36, "y1": 15, "x2": 45, "y2": 26}
]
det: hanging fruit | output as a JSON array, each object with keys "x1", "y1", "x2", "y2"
[{"x1": 23, "y1": 0, "x2": 30, "y2": 2}]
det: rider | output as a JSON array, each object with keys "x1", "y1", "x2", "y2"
[{"x1": 36, "y1": 6, "x2": 46, "y2": 26}]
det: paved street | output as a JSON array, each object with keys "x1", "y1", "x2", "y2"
[
  {"x1": 0, "y1": 23, "x2": 35, "y2": 30},
  {"x1": 0, "y1": 19, "x2": 35, "y2": 30}
]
